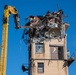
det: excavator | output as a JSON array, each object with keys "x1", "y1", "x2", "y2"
[
  {"x1": 0, "y1": 5, "x2": 20, "y2": 75},
  {"x1": 0, "y1": 5, "x2": 44, "y2": 75}
]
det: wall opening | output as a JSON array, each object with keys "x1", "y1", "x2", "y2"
[
  {"x1": 35, "y1": 43, "x2": 44, "y2": 53},
  {"x1": 50, "y1": 46, "x2": 64, "y2": 60},
  {"x1": 37, "y1": 62, "x2": 44, "y2": 73}
]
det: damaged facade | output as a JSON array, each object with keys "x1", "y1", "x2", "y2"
[
  {"x1": 22, "y1": 9, "x2": 68, "y2": 43},
  {"x1": 22, "y1": 9, "x2": 75, "y2": 75}
]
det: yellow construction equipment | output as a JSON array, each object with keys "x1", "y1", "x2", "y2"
[{"x1": 0, "y1": 5, "x2": 20, "y2": 75}]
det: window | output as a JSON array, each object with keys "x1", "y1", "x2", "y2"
[
  {"x1": 38, "y1": 63, "x2": 44, "y2": 73},
  {"x1": 50, "y1": 46, "x2": 63, "y2": 60},
  {"x1": 36, "y1": 43, "x2": 44, "y2": 53},
  {"x1": 58, "y1": 47, "x2": 64, "y2": 59}
]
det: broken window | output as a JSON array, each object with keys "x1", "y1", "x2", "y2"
[
  {"x1": 36, "y1": 43, "x2": 44, "y2": 53},
  {"x1": 58, "y1": 47, "x2": 64, "y2": 59},
  {"x1": 51, "y1": 47, "x2": 58, "y2": 59},
  {"x1": 38, "y1": 63, "x2": 44, "y2": 73},
  {"x1": 50, "y1": 46, "x2": 64, "y2": 59}
]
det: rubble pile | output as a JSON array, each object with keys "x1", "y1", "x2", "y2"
[{"x1": 22, "y1": 9, "x2": 69, "y2": 43}]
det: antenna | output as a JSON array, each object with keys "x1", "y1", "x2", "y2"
[
  {"x1": 57, "y1": 3, "x2": 60, "y2": 10},
  {"x1": 56, "y1": 0, "x2": 60, "y2": 10}
]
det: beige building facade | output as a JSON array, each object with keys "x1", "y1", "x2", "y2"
[
  {"x1": 28, "y1": 24, "x2": 71, "y2": 75},
  {"x1": 21, "y1": 12, "x2": 75, "y2": 75}
]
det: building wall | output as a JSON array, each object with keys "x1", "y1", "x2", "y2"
[
  {"x1": 31, "y1": 37, "x2": 68, "y2": 75},
  {"x1": 31, "y1": 60, "x2": 68, "y2": 75},
  {"x1": 31, "y1": 38, "x2": 67, "y2": 59}
]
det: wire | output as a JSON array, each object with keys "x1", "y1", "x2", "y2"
[{"x1": 56, "y1": 0, "x2": 60, "y2": 10}]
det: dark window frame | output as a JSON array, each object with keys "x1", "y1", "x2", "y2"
[{"x1": 37, "y1": 62, "x2": 44, "y2": 73}]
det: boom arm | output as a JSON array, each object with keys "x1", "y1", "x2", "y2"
[{"x1": 0, "y1": 5, "x2": 20, "y2": 75}]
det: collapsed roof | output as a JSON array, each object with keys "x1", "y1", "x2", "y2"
[{"x1": 22, "y1": 10, "x2": 69, "y2": 43}]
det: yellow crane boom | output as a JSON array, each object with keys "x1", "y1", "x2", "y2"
[{"x1": 0, "y1": 5, "x2": 20, "y2": 75}]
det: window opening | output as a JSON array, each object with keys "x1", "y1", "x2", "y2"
[
  {"x1": 58, "y1": 47, "x2": 63, "y2": 59},
  {"x1": 38, "y1": 63, "x2": 44, "y2": 73},
  {"x1": 36, "y1": 43, "x2": 44, "y2": 53},
  {"x1": 50, "y1": 46, "x2": 63, "y2": 59}
]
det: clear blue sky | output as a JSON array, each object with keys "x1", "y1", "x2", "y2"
[{"x1": 0, "y1": 0, "x2": 76, "y2": 75}]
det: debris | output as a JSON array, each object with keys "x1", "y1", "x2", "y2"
[{"x1": 22, "y1": 10, "x2": 68, "y2": 43}]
